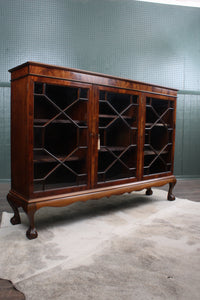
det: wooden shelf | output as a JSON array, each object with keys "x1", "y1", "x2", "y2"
[
  {"x1": 145, "y1": 123, "x2": 172, "y2": 128},
  {"x1": 99, "y1": 146, "x2": 136, "y2": 152},
  {"x1": 146, "y1": 105, "x2": 174, "y2": 110},
  {"x1": 144, "y1": 150, "x2": 169, "y2": 156},
  {"x1": 99, "y1": 114, "x2": 133, "y2": 120},
  {"x1": 99, "y1": 114, "x2": 116, "y2": 118},
  {"x1": 34, "y1": 119, "x2": 87, "y2": 126},
  {"x1": 33, "y1": 155, "x2": 81, "y2": 163}
]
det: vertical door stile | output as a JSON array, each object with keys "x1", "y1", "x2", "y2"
[
  {"x1": 29, "y1": 78, "x2": 35, "y2": 196},
  {"x1": 90, "y1": 85, "x2": 99, "y2": 188},
  {"x1": 87, "y1": 85, "x2": 92, "y2": 189},
  {"x1": 137, "y1": 93, "x2": 146, "y2": 181},
  {"x1": 171, "y1": 97, "x2": 177, "y2": 174}
]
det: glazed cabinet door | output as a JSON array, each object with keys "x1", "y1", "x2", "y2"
[
  {"x1": 32, "y1": 80, "x2": 92, "y2": 194},
  {"x1": 93, "y1": 86, "x2": 141, "y2": 187},
  {"x1": 143, "y1": 94, "x2": 176, "y2": 178}
]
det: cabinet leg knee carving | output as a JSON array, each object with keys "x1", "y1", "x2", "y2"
[
  {"x1": 25, "y1": 205, "x2": 38, "y2": 240},
  {"x1": 168, "y1": 182, "x2": 176, "y2": 201},
  {"x1": 7, "y1": 198, "x2": 21, "y2": 225},
  {"x1": 146, "y1": 188, "x2": 153, "y2": 196}
]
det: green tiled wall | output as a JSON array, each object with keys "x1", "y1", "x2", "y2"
[
  {"x1": 174, "y1": 93, "x2": 200, "y2": 177},
  {"x1": 0, "y1": 0, "x2": 200, "y2": 179}
]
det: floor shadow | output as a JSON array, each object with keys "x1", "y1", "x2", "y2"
[{"x1": 33, "y1": 192, "x2": 162, "y2": 229}]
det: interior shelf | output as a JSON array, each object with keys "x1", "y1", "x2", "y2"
[
  {"x1": 34, "y1": 119, "x2": 87, "y2": 127},
  {"x1": 145, "y1": 123, "x2": 170, "y2": 127},
  {"x1": 99, "y1": 114, "x2": 133, "y2": 120},
  {"x1": 144, "y1": 150, "x2": 168, "y2": 156},
  {"x1": 33, "y1": 154, "x2": 81, "y2": 163},
  {"x1": 145, "y1": 122, "x2": 172, "y2": 129},
  {"x1": 99, "y1": 146, "x2": 133, "y2": 152}
]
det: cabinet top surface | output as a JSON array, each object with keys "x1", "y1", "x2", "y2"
[{"x1": 9, "y1": 61, "x2": 178, "y2": 94}]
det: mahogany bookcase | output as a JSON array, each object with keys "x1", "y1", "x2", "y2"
[{"x1": 7, "y1": 62, "x2": 177, "y2": 239}]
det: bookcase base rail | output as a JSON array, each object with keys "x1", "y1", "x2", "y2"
[{"x1": 7, "y1": 175, "x2": 176, "y2": 239}]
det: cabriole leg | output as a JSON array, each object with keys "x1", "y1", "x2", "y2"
[
  {"x1": 25, "y1": 204, "x2": 38, "y2": 240},
  {"x1": 146, "y1": 188, "x2": 153, "y2": 196},
  {"x1": 7, "y1": 197, "x2": 21, "y2": 225},
  {"x1": 168, "y1": 181, "x2": 176, "y2": 201}
]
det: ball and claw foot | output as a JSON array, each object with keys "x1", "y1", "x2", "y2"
[
  {"x1": 10, "y1": 215, "x2": 21, "y2": 225},
  {"x1": 146, "y1": 188, "x2": 153, "y2": 196},
  {"x1": 7, "y1": 198, "x2": 21, "y2": 225},
  {"x1": 26, "y1": 227, "x2": 38, "y2": 240},
  {"x1": 167, "y1": 182, "x2": 176, "y2": 201},
  {"x1": 168, "y1": 193, "x2": 175, "y2": 201}
]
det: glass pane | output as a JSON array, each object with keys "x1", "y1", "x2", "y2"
[
  {"x1": 98, "y1": 90, "x2": 138, "y2": 183},
  {"x1": 144, "y1": 97, "x2": 174, "y2": 176},
  {"x1": 33, "y1": 83, "x2": 89, "y2": 192}
]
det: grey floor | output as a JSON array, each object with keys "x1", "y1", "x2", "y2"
[
  {"x1": 158, "y1": 179, "x2": 200, "y2": 202},
  {"x1": 0, "y1": 179, "x2": 199, "y2": 300},
  {"x1": 0, "y1": 179, "x2": 199, "y2": 216}
]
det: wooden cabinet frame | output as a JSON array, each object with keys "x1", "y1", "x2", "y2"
[{"x1": 7, "y1": 62, "x2": 177, "y2": 239}]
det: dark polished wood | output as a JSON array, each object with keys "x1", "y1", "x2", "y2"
[
  {"x1": 7, "y1": 197, "x2": 21, "y2": 225},
  {"x1": 168, "y1": 181, "x2": 176, "y2": 201},
  {"x1": 25, "y1": 203, "x2": 38, "y2": 240},
  {"x1": 146, "y1": 188, "x2": 153, "y2": 196},
  {"x1": 7, "y1": 62, "x2": 178, "y2": 239},
  {"x1": 9, "y1": 61, "x2": 177, "y2": 96}
]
